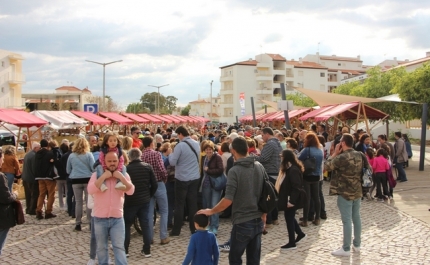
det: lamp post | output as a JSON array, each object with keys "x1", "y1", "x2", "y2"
[
  {"x1": 210, "y1": 80, "x2": 213, "y2": 124},
  {"x1": 148, "y1": 84, "x2": 169, "y2": 114},
  {"x1": 85, "y1": 59, "x2": 122, "y2": 111}
]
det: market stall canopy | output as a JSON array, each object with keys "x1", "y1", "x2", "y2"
[
  {"x1": 0, "y1": 109, "x2": 48, "y2": 127},
  {"x1": 299, "y1": 105, "x2": 337, "y2": 121},
  {"x1": 313, "y1": 102, "x2": 388, "y2": 122},
  {"x1": 160, "y1": 115, "x2": 180, "y2": 124},
  {"x1": 138, "y1": 113, "x2": 163, "y2": 124},
  {"x1": 165, "y1": 115, "x2": 184, "y2": 124},
  {"x1": 294, "y1": 87, "x2": 386, "y2": 107},
  {"x1": 120, "y1": 113, "x2": 150, "y2": 123},
  {"x1": 149, "y1": 114, "x2": 171, "y2": 124},
  {"x1": 99, "y1": 112, "x2": 134, "y2": 125},
  {"x1": 71, "y1": 111, "x2": 112, "y2": 125},
  {"x1": 31, "y1": 110, "x2": 88, "y2": 129}
]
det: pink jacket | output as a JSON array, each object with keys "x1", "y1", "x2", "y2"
[
  {"x1": 371, "y1": 156, "x2": 389, "y2": 173},
  {"x1": 87, "y1": 172, "x2": 135, "y2": 218}
]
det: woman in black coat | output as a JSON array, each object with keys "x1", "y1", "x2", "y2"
[
  {"x1": 276, "y1": 149, "x2": 306, "y2": 250},
  {"x1": 0, "y1": 148, "x2": 17, "y2": 256}
]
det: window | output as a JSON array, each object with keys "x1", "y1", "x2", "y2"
[
  {"x1": 320, "y1": 72, "x2": 325, "y2": 77},
  {"x1": 1, "y1": 87, "x2": 3, "y2": 93},
  {"x1": 338, "y1": 63, "x2": 341, "y2": 66},
  {"x1": 298, "y1": 71, "x2": 303, "y2": 76},
  {"x1": 1, "y1": 61, "x2": 4, "y2": 67}
]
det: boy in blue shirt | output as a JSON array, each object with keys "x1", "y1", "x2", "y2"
[{"x1": 183, "y1": 214, "x2": 219, "y2": 265}]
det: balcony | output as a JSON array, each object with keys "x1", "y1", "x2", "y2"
[
  {"x1": 8, "y1": 54, "x2": 24, "y2": 62},
  {"x1": 220, "y1": 75, "x2": 233, "y2": 82},
  {"x1": 256, "y1": 87, "x2": 272, "y2": 95},
  {"x1": 6, "y1": 72, "x2": 26, "y2": 85},
  {"x1": 256, "y1": 63, "x2": 271, "y2": 68},
  {"x1": 256, "y1": 71, "x2": 272, "y2": 81}
]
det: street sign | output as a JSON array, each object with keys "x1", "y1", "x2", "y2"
[{"x1": 83, "y1": 104, "x2": 98, "y2": 114}]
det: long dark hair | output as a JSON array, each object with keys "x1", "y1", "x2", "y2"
[{"x1": 280, "y1": 149, "x2": 304, "y2": 173}]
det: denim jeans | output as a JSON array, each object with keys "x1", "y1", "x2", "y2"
[
  {"x1": 284, "y1": 208, "x2": 304, "y2": 246},
  {"x1": 309, "y1": 180, "x2": 326, "y2": 218},
  {"x1": 124, "y1": 202, "x2": 151, "y2": 254},
  {"x1": 56, "y1": 180, "x2": 67, "y2": 208},
  {"x1": 303, "y1": 180, "x2": 320, "y2": 221},
  {"x1": 148, "y1": 181, "x2": 168, "y2": 240},
  {"x1": 4, "y1": 173, "x2": 14, "y2": 192},
  {"x1": 395, "y1": 162, "x2": 407, "y2": 181},
  {"x1": 23, "y1": 180, "x2": 39, "y2": 214},
  {"x1": 266, "y1": 176, "x2": 278, "y2": 224},
  {"x1": 0, "y1": 228, "x2": 10, "y2": 256},
  {"x1": 165, "y1": 181, "x2": 175, "y2": 226},
  {"x1": 202, "y1": 185, "x2": 221, "y2": 234},
  {"x1": 90, "y1": 217, "x2": 96, "y2": 259},
  {"x1": 67, "y1": 179, "x2": 75, "y2": 216},
  {"x1": 72, "y1": 183, "x2": 91, "y2": 225},
  {"x1": 172, "y1": 179, "x2": 199, "y2": 235},
  {"x1": 229, "y1": 218, "x2": 263, "y2": 265},
  {"x1": 94, "y1": 217, "x2": 127, "y2": 265},
  {"x1": 337, "y1": 196, "x2": 361, "y2": 251}
]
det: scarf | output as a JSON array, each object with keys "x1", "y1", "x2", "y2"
[{"x1": 275, "y1": 163, "x2": 291, "y2": 193}]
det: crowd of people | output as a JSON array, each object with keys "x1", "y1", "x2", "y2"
[{"x1": 0, "y1": 122, "x2": 413, "y2": 264}]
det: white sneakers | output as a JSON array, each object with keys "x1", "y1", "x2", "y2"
[
  {"x1": 352, "y1": 245, "x2": 361, "y2": 253},
  {"x1": 115, "y1": 182, "x2": 126, "y2": 190},
  {"x1": 87, "y1": 259, "x2": 96, "y2": 265},
  {"x1": 100, "y1": 183, "x2": 108, "y2": 192},
  {"x1": 331, "y1": 247, "x2": 351, "y2": 257}
]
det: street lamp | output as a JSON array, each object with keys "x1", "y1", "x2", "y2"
[
  {"x1": 210, "y1": 80, "x2": 213, "y2": 124},
  {"x1": 86, "y1": 59, "x2": 122, "y2": 111},
  {"x1": 148, "y1": 84, "x2": 169, "y2": 114}
]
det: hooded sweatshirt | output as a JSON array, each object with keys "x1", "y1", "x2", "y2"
[
  {"x1": 34, "y1": 148, "x2": 57, "y2": 180},
  {"x1": 224, "y1": 156, "x2": 264, "y2": 225}
]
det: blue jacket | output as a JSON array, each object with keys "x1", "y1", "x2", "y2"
[
  {"x1": 168, "y1": 137, "x2": 200, "y2": 181},
  {"x1": 298, "y1": 146, "x2": 324, "y2": 176},
  {"x1": 182, "y1": 230, "x2": 219, "y2": 265},
  {"x1": 66, "y1": 152, "x2": 95, "y2": 179}
]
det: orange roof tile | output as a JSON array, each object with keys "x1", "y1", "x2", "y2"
[
  {"x1": 286, "y1": 60, "x2": 327, "y2": 69},
  {"x1": 328, "y1": 69, "x2": 366, "y2": 75},
  {"x1": 220, "y1": 60, "x2": 258, "y2": 69},
  {"x1": 320, "y1": 55, "x2": 362, "y2": 62},
  {"x1": 266, "y1": 53, "x2": 286, "y2": 61},
  {"x1": 189, "y1": 99, "x2": 209, "y2": 104},
  {"x1": 207, "y1": 113, "x2": 220, "y2": 117},
  {"x1": 387, "y1": 56, "x2": 430, "y2": 71},
  {"x1": 55, "y1": 86, "x2": 82, "y2": 91}
]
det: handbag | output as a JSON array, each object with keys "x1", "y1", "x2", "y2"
[
  {"x1": 386, "y1": 166, "x2": 396, "y2": 188},
  {"x1": 303, "y1": 148, "x2": 317, "y2": 178},
  {"x1": 13, "y1": 200, "x2": 25, "y2": 225},
  {"x1": 209, "y1": 173, "x2": 227, "y2": 191},
  {"x1": 360, "y1": 153, "x2": 373, "y2": 188}
]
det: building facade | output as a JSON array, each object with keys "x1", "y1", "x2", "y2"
[
  {"x1": 0, "y1": 49, "x2": 25, "y2": 108},
  {"x1": 188, "y1": 94, "x2": 221, "y2": 123}
]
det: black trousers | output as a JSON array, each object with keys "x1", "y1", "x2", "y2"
[
  {"x1": 303, "y1": 180, "x2": 320, "y2": 221},
  {"x1": 172, "y1": 179, "x2": 199, "y2": 235},
  {"x1": 23, "y1": 180, "x2": 39, "y2": 214}
]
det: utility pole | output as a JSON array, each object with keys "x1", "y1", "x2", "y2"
[{"x1": 148, "y1": 84, "x2": 169, "y2": 114}]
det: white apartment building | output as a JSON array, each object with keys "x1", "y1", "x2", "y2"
[
  {"x1": 340, "y1": 52, "x2": 430, "y2": 85},
  {"x1": 0, "y1": 49, "x2": 25, "y2": 108},
  {"x1": 218, "y1": 53, "x2": 366, "y2": 123},
  {"x1": 188, "y1": 94, "x2": 221, "y2": 123}
]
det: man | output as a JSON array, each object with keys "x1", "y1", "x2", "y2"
[
  {"x1": 318, "y1": 124, "x2": 329, "y2": 142},
  {"x1": 89, "y1": 135, "x2": 98, "y2": 147},
  {"x1": 131, "y1": 126, "x2": 143, "y2": 148},
  {"x1": 276, "y1": 132, "x2": 286, "y2": 150},
  {"x1": 141, "y1": 136, "x2": 170, "y2": 245},
  {"x1": 34, "y1": 139, "x2": 58, "y2": 220},
  {"x1": 244, "y1": 125, "x2": 253, "y2": 137},
  {"x1": 168, "y1": 125, "x2": 200, "y2": 236},
  {"x1": 22, "y1": 142, "x2": 40, "y2": 215},
  {"x1": 298, "y1": 130, "x2": 307, "y2": 152},
  {"x1": 254, "y1": 127, "x2": 282, "y2": 227},
  {"x1": 163, "y1": 128, "x2": 172, "y2": 140},
  {"x1": 324, "y1": 133, "x2": 370, "y2": 257},
  {"x1": 88, "y1": 152, "x2": 135, "y2": 265},
  {"x1": 394, "y1": 132, "x2": 408, "y2": 182},
  {"x1": 214, "y1": 130, "x2": 221, "y2": 144},
  {"x1": 124, "y1": 148, "x2": 158, "y2": 258},
  {"x1": 199, "y1": 137, "x2": 265, "y2": 264}
]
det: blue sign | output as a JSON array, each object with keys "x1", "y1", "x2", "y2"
[{"x1": 84, "y1": 104, "x2": 98, "y2": 114}]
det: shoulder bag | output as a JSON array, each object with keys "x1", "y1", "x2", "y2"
[
  {"x1": 257, "y1": 162, "x2": 279, "y2": 213},
  {"x1": 360, "y1": 153, "x2": 373, "y2": 188},
  {"x1": 303, "y1": 148, "x2": 318, "y2": 182}
]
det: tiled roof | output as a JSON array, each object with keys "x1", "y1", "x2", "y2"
[
  {"x1": 328, "y1": 69, "x2": 366, "y2": 75},
  {"x1": 189, "y1": 99, "x2": 209, "y2": 104},
  {"x1": 266, "y1": 53, "x2": 286, "y2": 61},
  {"x1": 286, "y1": 60, "x2": 327, "y2": 69},
  {"x1": 220, "y1": 60, "x2": 258, "y2": 69},
  {"x1": 55, "y1": 86, "x2": 82, "y2": 91},
  {"x1": 320, "y1": 55, "x2": 362, "y2": 62},
  {"x1": 387, "y1": 56, "x2": 430, "y2": 71},
  {"x1": 207, "y1": 113, "x2": 220, "y2": 117}
]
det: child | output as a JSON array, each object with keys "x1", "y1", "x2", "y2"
[
  {"x1": 371, "y1": 149, "x2": 390, "y2": 202},
  {"x1": 98, "y1": 133, "x2": 126, "y2": 191},
  {"x1": 182, "y1": 214, "x2": 219, "y2": 265}
]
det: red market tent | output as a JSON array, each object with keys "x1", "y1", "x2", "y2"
[
  {"x1": 149, "y1": 114, "x2": 171, "y2": 124},
  {"x1": 99, "y1": 112, "x2": 134, "y2": 125},
  {"x1": 138, "y1": 114, "x2": 163, "y2": 124},
  {"x1": 120, "y1": 113, "x2": 150, "y2": 124},
  {"x1": 160, "y1": 115, "x2": 180, "y2": 124},
  {"x1": 313, "y1": 102, "x2": 388, "y2": 122},
  {"x1": 272, "y1": 108, "x2": 312, "y2": 121},
  {"x1": 72, "y1": 111, "x2": 112, "y2": 125},
  {"x1": 0, "y1": 109, "x2": 48, "y2": 127},
  {"x1": 299, "y1": 105, "x2": 336, "y2": 121}
]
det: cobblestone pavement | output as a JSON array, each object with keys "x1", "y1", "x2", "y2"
[{"x1": 2, "y1": 182, "x2": 430, "y2": 265}]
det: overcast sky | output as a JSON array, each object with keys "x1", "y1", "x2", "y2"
[{"x1": 1, "y1": 0, "x2": 429, "y2": 108}]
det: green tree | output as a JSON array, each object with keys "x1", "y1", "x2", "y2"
[
  {"x1": 286, "y1": 92, "x2": 317, "y2": 107},
  {"x1": 125, "y1": 102, "x2": 148, "y2": 113},
  {"x1": 165, "y1": 96, "x2": 178, "y2": 114},
  {"x1": 181, "y1": 105, "x2": 191, "y2": 116}
]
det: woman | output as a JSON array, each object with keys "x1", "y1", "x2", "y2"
[
  {"x1": 377, "y1": 134, "x2": 395, "y2": 164},
  {"x1": 402, "y1": 134, "x2": 412, "y2": 167},
  {"x1": 200, "y1": 141, "x2": 224, "y2": 235},
  {"x1": 220, "y1": 142, "x2": 231, "y2": 174},
  {"x1": 298, "y1": 133, "x2": 323, "y2": 226},
  {"x1": 291, "y1": 128, "x2": 300, "y2": 144},
  {"x1": 246, "y1": 138, "x2": 260, "y2": 156},
  {"x1": 275, "y1": 149, "x2": 306, "y2": 250},
  {"x1": 56, "y1": 143, "x2": 69, "y2": 211},
  {"x1": 286, "y1": 138, "x2": 299, "y2": 156},
  {"x1": 160, "y1": 142, "x2": 175, "y2": 228},
  {"x1": 355, "y1": 134, "x2": 371, "y2": 154},
  {"x1": 122, "y1": 136, "x2": 133, "y2": 155},
  {"x1": 2, "y1": 146, "x2": 20, "y2": 192},
  {"x1": 0, "y1": 148, "x2": 17, "y2": 256},
  {"x1": 63, "y1": 142, "x2": 75, "y2": 217},
  {"x1": 66, "y1": 138, "x2": 95, "y2": 231}
]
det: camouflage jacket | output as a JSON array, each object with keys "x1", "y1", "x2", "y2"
[{"x1": 324, "y1": 149, "x2": 370, "y2": 201}]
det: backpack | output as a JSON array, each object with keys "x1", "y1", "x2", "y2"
[{"x1": 256, "y1": 163, "x2": 279, "y2": 213}]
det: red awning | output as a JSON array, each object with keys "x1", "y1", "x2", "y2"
[
  {"x1": 313, "y1": 102, "x2": 388, "y2": 122},
  {"x1": 99, "y1": 112, "x2": 134, "y2": 125},
  {"x1": 314, "y1": 102, "x2": 359, "y2": 122},
  {"x1": 72, "y1": 111, "x2": 111, "y2": 125},
  {"x1": 149, "y1": 114, "x2": 172, "y2": 124},
  {"x1": 261, "y1": 112, "x2": 282, "y2": 122},
  {"x1": 165, "y1": 115, "x2": 185, "y2": 124},
  {"x1": 138, "y1": 114, "x2": 163, "y2": 124},
  {"x1": 0, "y1": 109, "x2": 48, "y2": 127},
  {"x1": 160, "y1": 115, "x2": 180, "y2": 124},
  {"x1": 120, "y1": 113, "x2": 150, "y2": 123},
  {"x1": 288, "y1": 108, "x2": 312, "y2": 119},
  {"x1": 299, "y1": 105, "x2": 336, "y2": 121}
]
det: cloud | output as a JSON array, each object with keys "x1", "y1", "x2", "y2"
[{"x1": 264, "y1": 33, "x2": 283, "y2": 43}]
